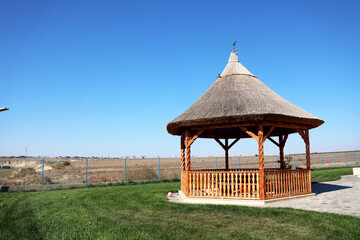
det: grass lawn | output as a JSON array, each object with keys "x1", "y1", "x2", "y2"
[
  {"x1": 311, "y1": 167, "x2": 354, "y2": 183},
  {"x1": 1, "y1": 179, "x2": 359, "y2": 240}
]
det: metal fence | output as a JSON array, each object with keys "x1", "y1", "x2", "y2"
[{"x1": 0, "y1": 150, "x2": 358, "y2": 186}]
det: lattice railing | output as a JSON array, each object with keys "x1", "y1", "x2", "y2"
[
  {"x1": 185, "y1": 170, "x2": 260, "y2": 199},
  {"x1": 265, "y1": 169, "x2": 311, "y2": 199}
]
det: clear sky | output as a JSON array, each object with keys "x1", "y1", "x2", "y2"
[{"x1": 1, "y1": 0, "x2": 359, "y2": 158}]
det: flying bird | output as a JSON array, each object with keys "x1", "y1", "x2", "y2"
[{"x1": 232, "y1": 40, "x2": 237, "y2": 47}]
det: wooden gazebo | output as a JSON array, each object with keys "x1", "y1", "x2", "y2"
[{"x1": 167, "y1": 49, "x2": 324, "y2": 200}]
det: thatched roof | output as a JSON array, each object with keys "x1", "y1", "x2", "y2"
[{"x1": 167, "y1": 51, "x2": 324, "y2": 137}]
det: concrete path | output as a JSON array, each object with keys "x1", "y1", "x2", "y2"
[
  {"x1": 266, "y1": 175, "x2": 360, "y2": 217},
  {"x1": 170, "y1": 175, "x2": 360, "y2": 218}
]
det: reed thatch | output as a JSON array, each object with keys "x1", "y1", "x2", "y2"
[{"x1": 167, "y1": 51, "x2": 324, "y2": 137}]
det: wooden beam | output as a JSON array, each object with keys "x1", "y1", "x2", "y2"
[
  {"x1": 263, "y1": 126, "x2": 275, "y2": 143},
  {"x1": 187, "y1": 129, "x2": 205, "y2": 147},
  {"x1": 214, "y1": 138, "x2": 226, "y2": 150},
  {"x1": 262, "y1": 121, "x2": 312, "y2": 129},
  {"x1": 283, "y1": 134, "x2": 288, "y2": 146},
  {"x1": 268, "y1": 136, "x2": 280, "y2": 147},
  {"x1": 189, "y1": 121, "x2": 312, "y2": 134},
  {"x1": 191, "y1": 122, "x2": 257, "y2": 131},
  {"x1": 217, "y1": 129, "x2": 225, "y2": 135},
  {"x1": 228, "y1": 138, "x2": 240, "y2": 150},
  {"x1": 296, "y1": 129, "x2": 309, "y2": 144},
  {"x1": 240, "y1": 127, "x2": 259, "y2": 142}
]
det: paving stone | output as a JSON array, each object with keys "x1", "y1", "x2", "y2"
[{"x1": 266, "y1": 175, "x2": 360, "y2": 217}]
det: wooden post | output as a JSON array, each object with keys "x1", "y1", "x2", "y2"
[
  {"x1": 180, "y1": 134, "x2": 185, "y2": 171},
  {"x1": 296, "y1": 128, "x2": 311, "y2": 193},
  {"x1": 305, "y1": 130, "x2": 310, "y2": 170},
  {"x1": 279, "y1": 135, "x2": 285, "y2": 169},
  {"x1": 225, "y1": 138, "x2": 229, "y2": 170},
  {"x1": 258, "y1": 126, "x2": 265, "y2": 200},
  {"x1": 278, "y1": 134, "x2": 288, "y2": 169},
  {"x1": 214, "y1": 137, "x2": 240, "y2": 170},
  {"x1": 185, "y1": 130, "x2": 191, "y2": 171},
  {"x1": 184, "y1": 130, "x2": 191, "y2": 196},
  {"x1": 305, "y1": 130, "x2": 311, "y2": 192}
]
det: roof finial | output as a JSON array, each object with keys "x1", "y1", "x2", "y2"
[{"x1": 232, "y1": 40, "x2": 237, "y2": 52}]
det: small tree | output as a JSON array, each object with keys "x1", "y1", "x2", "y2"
[{"x1": 283, "y1": 155, "x2": 293, "y2": 169}]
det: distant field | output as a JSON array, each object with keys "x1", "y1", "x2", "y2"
[
  {"x1": 0, "y1": 150, "x2": 358, "y2": 186},
  {"x1": 0, "y1": 169, "x2": 12, "y2": 179}
]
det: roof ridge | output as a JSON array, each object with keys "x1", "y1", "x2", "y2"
[{"x1": 220, "y1": 52, "x2": 255, "y2": 77}]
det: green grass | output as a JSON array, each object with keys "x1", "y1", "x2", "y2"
[
  {"x1": 1, "y1": 181, "x2": 359, "y2": 240},
  {"x1": 311, "y1": 167, "x2": 354, "y2": 183}
]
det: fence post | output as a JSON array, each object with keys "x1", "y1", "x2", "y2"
[
  {"x1": 356, "y1": 152, "x2": 358, "y2": 166},
  {"x1": 85, "y1": 157, "x2": 88, "y2": 184},
  {"x1": 215, "y1": 157, "x2": 217, "y2": 169},
  {"x1": 41, "y1": 157, "x2": 45, "y2": 185},
  {"x1": 238, "y1": 156, "x2": 240, "y2": 169},
  {"x1": 158, "y1": 157, "x2": 161, "y2": 180},
  {"x1": 345, "y1": 153, "x2": 347, "y2": 166},
  {"x1": 124, "y1": 157, "x2": 127, "y2": 182},
  {"x1": 277, "y1": 155, "x2": 279, "y2": 168},
  {"x1": 334, "y1": 154, "x2": 336, "y2": 167},
  {"x1": 293, "y1": 154, "x2": 296, "y2": 169},
  {"x1": 322, "y1": 154, "x2": 324, "y2": 168}
]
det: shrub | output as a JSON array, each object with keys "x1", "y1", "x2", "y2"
[
  {"x1": 13, "y1": 168, "x2": 36, "y2": 178},
  {"x1": 44, "y1": 176, "x2": 54, "y2": 184},
  {"x1": 53, "y1": 161, "x2": 71, "y2": 170},
  {"x1": 63, "y1": 161, "x2": 71, "y2": 166},
  {"x1": 53, "y1": 163, "x2": 65, "y2": 170},
  {"x1": 283, "y1": 155, "x2": 293, "y2": 169}
]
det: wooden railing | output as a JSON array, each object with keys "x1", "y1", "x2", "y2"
[
  {"x1": 184, "y1": 170, "x2": 260, "y2": 199},
  {"x1": 182, "y1": 169, "x2": 312, "y2": 200},
  {"x1": 181, "y1": 170, "x2": 187, "y2": 193},
  {"x1": 265, "y1": 169, "x2": 311, "y2": 199}
]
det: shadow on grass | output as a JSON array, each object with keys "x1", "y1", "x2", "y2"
[
  {"x1": 312, "y1": 182, "x2": 351, "y2": 194},
  {"x1": 0, "y1": 186, "x2": 9, "y2": 192}
]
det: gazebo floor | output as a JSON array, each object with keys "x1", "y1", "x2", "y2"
[
  {"x1": 172, "y1": 190, "x2": 316, "y2": 207},
  {"x1": 181, "y1": 168, "x2": 311, "y2": 200}
]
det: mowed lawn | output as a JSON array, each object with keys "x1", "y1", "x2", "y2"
[
  {"x1": 311, "y1": 167, "x2": 354, "y2": 183},
  {"x1": 1, "y1": 169, "x2": 359, "y2": 240}
]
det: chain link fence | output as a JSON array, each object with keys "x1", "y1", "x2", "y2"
[{"x1": 0, "y1": 150, "x2": 358, "y2": 186}]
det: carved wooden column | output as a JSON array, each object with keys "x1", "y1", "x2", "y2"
[
  {"x1": 185, "y1": 130, "x2": 191, "y2": 171},
  {"x1": 240, "y1": 125, "x2": 274, "y2": 200},
  {"x1": 258, "y1": 126, "x2": 265, "y2": 200},
  {"x1": 180, "y1": 134, "x2": 185, "y2": 171},
  {"x1": 184, "y1": 130, "x2": 191, "y2": 196}
]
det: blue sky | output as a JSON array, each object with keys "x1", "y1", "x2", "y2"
[{"x1": 0, "y1": 0, "x2": 359, "y2": 158}]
